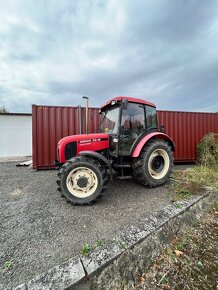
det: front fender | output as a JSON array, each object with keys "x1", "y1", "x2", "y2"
[
  {"x1": 79, "y1": 151, "x2": 113, "y2": 177},
  {"x1": 131, "y1": 132, "x2": 175, "y2": 158}
]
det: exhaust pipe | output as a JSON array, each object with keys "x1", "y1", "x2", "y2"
[
  {"x1": 78, "y1": 105, "x2": 82, "y2": 134},
  {"x1": 82, "y1": 96, "x2": 89, "y2": 134}
]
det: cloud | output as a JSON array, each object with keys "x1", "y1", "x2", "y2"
[{"x1": 0, "y1": 0, "x2": 218, "y2": 113}]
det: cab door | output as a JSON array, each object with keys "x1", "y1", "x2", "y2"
[{"x1": 119, "y1": 102, "x2": 145, "y2": 156}]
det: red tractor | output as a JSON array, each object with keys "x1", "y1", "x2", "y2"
[{"x1": 55, "y1": 96, "x2": 175, "y2": 205}]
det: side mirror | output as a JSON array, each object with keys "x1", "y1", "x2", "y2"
[{"x1": 160, "y1": 124, "x2": 165, "y2": 133}]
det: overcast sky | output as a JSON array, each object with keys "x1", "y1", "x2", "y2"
[{"x1": 0, "y1": 0, "x2": 218, "y2": 113}]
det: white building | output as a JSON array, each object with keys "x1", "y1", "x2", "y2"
[{"x1": 0, "y1": 113, "x2": 32, "y2": 157}]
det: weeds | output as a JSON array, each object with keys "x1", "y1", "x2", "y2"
[
  {"x1": 174, "y1": 202, "x2": 182, "y2": 209},
  {"x1": 4, "y1": 260, "x2": 13, "y2": 270},
  {"x1": 135, "y1": 203, "x2": 218, "y2": 289},
  {"x1": 80, "y1": 236, "x2": 128, "y2": 258},
  {"x1": 80, "y1": 239, "x2": 106, "y2": 257},
  {"x1": 192, "y1": 218, "x2": 200, "y2": 228},
  {"x1": 94, "y1": 239, "x2": 105, "y2": 248},
  {"x1": 176, "y1": 236, "x2": 188, "y2": 252},
  {"x1": 113, "y1": 237, "x2": 128, "y2": 250},
  {"x1": 169, "y1": 165, "x2": 218, "y2": 201},
  {"x1": 80, "y1": 243, "x2": 91, "y2": 257},
  {"x1": 168, "y1": 132, "x2": 218, "y2": 201},
  {"x1": 197, "y1": 133, "x2": 218, "y2": 167}
]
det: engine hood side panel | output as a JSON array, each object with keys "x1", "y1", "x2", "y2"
[{"x1": 58, "y1": 133, "x2": 109, "y2": 163}]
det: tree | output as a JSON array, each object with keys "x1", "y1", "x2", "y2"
[{"x1": 0, "y1": 106, "x2": 9, "y2": 113}]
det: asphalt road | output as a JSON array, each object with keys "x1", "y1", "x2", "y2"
[{"x1": 0, "y1": 161, "x2": 172, "y2": 289}]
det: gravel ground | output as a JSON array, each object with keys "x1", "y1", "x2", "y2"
[{"x1": 0, "y1": 161, "x2": 172, "y2": 289}]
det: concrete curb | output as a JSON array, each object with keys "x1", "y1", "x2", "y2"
[
  {"x1": 14, "y1": 191, "x2": 217, "y2": 290},
  {"x1": 14, "y1": 256, "x2": 86, "y2": 290}
]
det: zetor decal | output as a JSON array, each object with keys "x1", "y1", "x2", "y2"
[{"x1": 79, "y1": 138, "x2": 107, "y2": 144}]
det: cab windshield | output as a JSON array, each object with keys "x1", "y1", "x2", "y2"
[{"x1": 100, "y1": 106, "x2": 120, "y2": 134}]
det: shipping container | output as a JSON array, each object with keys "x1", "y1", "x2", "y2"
[
  {"x1": 157, "y1": 111, "x2": 218, "y2": 162},
  {"x1": 32, "y1": 105, "x2": 99, "y2": 169},
  {"x1": 32, "y1": 105, "x2": 218, "y2": 169}
]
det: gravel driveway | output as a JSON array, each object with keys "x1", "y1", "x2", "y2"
[{"x1": 0, "y1": 160, "x2": 172, "y2": 289}]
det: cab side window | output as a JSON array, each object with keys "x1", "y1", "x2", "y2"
[
  {"x1": 121, "y1": 103, "x2": 145, "y2": 138},
  {"x1": 145, "y1": 106, "x2": 157, "y2": 131}
]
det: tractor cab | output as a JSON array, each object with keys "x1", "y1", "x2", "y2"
[{"x1": 99, "y1": 97, "x2": 157, "y2": 157}]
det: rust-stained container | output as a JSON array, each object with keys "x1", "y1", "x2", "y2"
[
  {"x1": 32, "y1": 105, "x2": 218, "y2": 169},
  {"x1": 157, "y1": 111, "x2": 218, "y2": 162}
]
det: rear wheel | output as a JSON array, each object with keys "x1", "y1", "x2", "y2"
[
  {"x1": 57, "y1": 156, "x2": 108, "y2": 205},
  {"x1": 133, "y1": 139, "x2": 173, "y2": 187}
]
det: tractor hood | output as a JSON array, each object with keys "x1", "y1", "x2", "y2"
[
  {"x1": 57, "y1": 133, "x2": 110, "y2": 163},
  {"x1": 58, "y1": 133, "x2": 109, "y2": 146}
]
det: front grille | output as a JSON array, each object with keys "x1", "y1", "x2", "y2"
[{"x1": 65, "y1": 142, "x2": 77, "y2": 160}]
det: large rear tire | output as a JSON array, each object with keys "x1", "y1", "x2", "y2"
[
  {"x1": 133, "y1": 139, "x2": 173, "y2": 187},
  {"x1": 57, "y1": 156, "x2": 108, "y2": 205}
]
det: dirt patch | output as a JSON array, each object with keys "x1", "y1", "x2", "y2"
[{"x1": 134, "y1": 202, "x2": 218, "y2": 290}]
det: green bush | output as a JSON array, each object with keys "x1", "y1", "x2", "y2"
[{"x1": 197, "y1": 133, "x2": 218, "y2": 167}]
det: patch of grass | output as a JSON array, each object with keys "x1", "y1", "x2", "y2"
[
  {"x1": 113, "y1": 237, "x2": 128, "y2": 250},
  {"x1": 4, "y1": 260, "x2": 13, "y2": 270},
  {"x1": 94, "y1": 239, "x2": 105, "y2": 248},
  {"x1": 80, "y1": 243, "x2": 92, "y2": 257},
  {"x1": 80, "y1": 239, "x2": 106, "y2": 257},
  {"x1": 192, "y1": 218, "x2": 201, "y2": 228},
  {"x1": 176, "y1": 236, "x2": 188, "y2": 252},
  {"x1": 174, "y1": 202, "x2": 182, "y2": 209},
  {"x1": 169, "y1": 165, "x2": 218, "y2": 201}
]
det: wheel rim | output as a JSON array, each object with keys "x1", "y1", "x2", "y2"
[
  {"x1": 66, "y1": 167, "x2": 98, "y2": 198},
  {"x1": 148, "y1": 149, "x2": 170, "y2": 180}
]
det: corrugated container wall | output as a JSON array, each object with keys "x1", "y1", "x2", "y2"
[
  {"x1": 32, "y1": 105, "x2": 99, "y2": 169},
  {"x1": 32, "y1": 105, "x2": 218, "y2": 169},
  {"x1": 157, "y1": 111, "x2": 218, "y2": 162}
]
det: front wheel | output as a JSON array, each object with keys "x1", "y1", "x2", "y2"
[
  {"x1": 57, "y1": 156, "x2": 108, "y2": 205},
  {"x1": 132, "y1": 140, "x2": 173, "y2": 187}
]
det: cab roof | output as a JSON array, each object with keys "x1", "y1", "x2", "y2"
[{"x1": 100, "y1": 96, "x2": 156, "y2": 110}]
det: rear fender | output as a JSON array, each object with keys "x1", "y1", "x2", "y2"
[
  {"x1": 131, "y1": 132, "x2": 175, "y2": 158},
  {"x1": 79, "y1": 151, "x2": 113, "y2": 177}
]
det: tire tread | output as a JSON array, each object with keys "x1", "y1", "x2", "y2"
[
  {"x1": 132, "y1": 139, "x2": 173, "y2": 187},
  {"x1": 56, "y1": 156, "x2": 109, "y2": 205}
]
